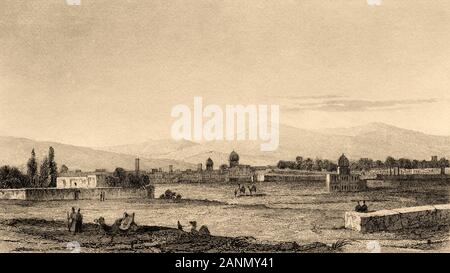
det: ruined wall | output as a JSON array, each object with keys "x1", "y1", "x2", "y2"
[
  {"x1": 0, "y1": 187, "x2": 154, "y2": 201},
  {"x1": 345, "y1": 204, "x2": 450, "y2": 233}
]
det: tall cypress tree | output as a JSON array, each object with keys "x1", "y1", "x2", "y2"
[
  {"x1": 26, "y1": 148, "x2": 38, "y2": 187},
  {"x1": 48, "y1": 147, "x2": 58, "y2": 187},
  {"x1": 39, "y1": 156, "x2": 50, "y2": 187}
]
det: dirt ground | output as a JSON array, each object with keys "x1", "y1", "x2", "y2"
[{"x1": 0, "y1": 182, "x2": 449, "y2": 253}]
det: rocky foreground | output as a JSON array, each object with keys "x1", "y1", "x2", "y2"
[{"x1": 0, "y1": 218, "x2": 344, "y2": 253}]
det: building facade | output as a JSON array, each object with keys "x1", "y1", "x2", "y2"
[
  {"x1": 326, "y1": 154, "x2": 367, "y2": 192},
  {"x1": 56, "y1": 172, "x2": 108, "y2": 189}
]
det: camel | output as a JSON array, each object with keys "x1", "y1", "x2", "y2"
[{"x1": 94, "y1": 212, "x2": 138, "y2": 236}]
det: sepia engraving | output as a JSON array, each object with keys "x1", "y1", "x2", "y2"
[{"x1": 0, "y1": 0, "x2": 449, "y2": 254}]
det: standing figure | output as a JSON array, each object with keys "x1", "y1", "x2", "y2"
[
  {"x1": 75, "y1": 208, "x2": 83, "y2": 233},
  {"x1": 69, "y1": 208, "x2": 78, "y2": 233},
  {"x1": 247, "y1": 186, "x2": 252, "y2": 196},
  {"x1": 355, "y1": 201, "x2": 362, "y2": 212},
  {"x1": 67, "y1": 207, "x2": 76, "y2": 232},
  {"x1": 240, "y1": 185, "x2": 246, "y2": 195},
  {"x1": 177, "y1": 221, "x2": 183, "y2": 231}
]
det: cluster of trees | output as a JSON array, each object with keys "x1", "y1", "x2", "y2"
[
  {"x1": 0, "y1": 147, "x2": 58, "y2": 189},
  {"x1": 277, "y1": 155, "x2": 450, "y2": 172},
  {"x1": 105, "y1": 168, "x2": 149, "y2": 188},
  {"x1": 0, "y1": 166, "x2": 29, "y2": 189},
  {"x1": 277, "y1": 157, "x2": 338, "y2": 172},
  {"x1": 351, "y1": 156, "x2": 450, "y2": 171}
]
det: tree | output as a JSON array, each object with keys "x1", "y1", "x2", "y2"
[
  {"x1": 126, "y1": 173, "x2": 150, "y2": 188},
  {"x1": 39, "y1": 156, "x2": 50, "y2": 187},
  {"x1": 277, "y1": 160, "x2": 295, "y2": 169},
  {"x1": 385, "y1": 156, "x2": 397, "y2": 174},
  {"x1": 313, "y1": 159, "x2": 323, "y2": 171},
  {"x1": 321, "y1": 159, "x2": 337, "y2": 172},
  {"x1": 303, "y1": 158, "x2": 314, "y2": 171},
  {"x1": 48, "y1": 147, "x2": 58, "y2": 187},
  {"x1": 113, "y1": 167, "x2": 127, "y2": 185},
  {"x1": 0, "y1": 165, "x2": 27, "y2": 189},
  {"x1": 438, "y1": 157, "x2": 449, "y2": 168},
  {"x1": 295, "y1": 156, "x2": 303, "y2": 170},
  {"x1": 26, "y1": 149, "x2": 38, "y2": 187},
  {"x1": 398, "y1": 158, "x2": 412, "y2": 169},
  {"x1": 374, "y1": 160, "x2": 384, "y2": 168},
  {"x1": 411, "y1": 160, "x2": 419, "y2": 169},
  {"x1": 60, "y1": 164, "x2": 69, "y2": 174}
]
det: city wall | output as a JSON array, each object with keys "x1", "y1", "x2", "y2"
[
  {"x1": 263, "y1": 173, "x2": 325, "y2": 182},
  {"x1": 345, "y1": 204, "x2": 450, "y2": 233},
  {"x1": 0, "y1": 186, "x2": 154, "y2": 201},
  {"x1": 369, "y1": 174, "x2": 450, "y2": 189}
]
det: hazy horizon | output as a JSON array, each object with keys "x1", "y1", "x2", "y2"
[
  {"x1": 2, "y1": 0, "x2": 450, "y2": 147},
  {"x1": 0, "y1": 121, "x2": 449, "y2": 148}
]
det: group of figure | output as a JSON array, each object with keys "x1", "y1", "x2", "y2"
[
  {"x1": 99, "y1": 191, "x2": 106, "y2": 202},
  {"x1": 355, "y1": 201, "x2": 368, "y2": 213},
  {"x1": 67, "y1": 207, "x2": 83, "y2": 234},
  {"x1": 234, "y1": 184, "x2": 257, "y2": 197},
  {"x1": 177, "y1": 220, "x2": 210, "y2": 235}
]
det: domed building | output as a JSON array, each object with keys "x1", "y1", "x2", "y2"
[
  {"x1": 229, "y1": 150, "x2": 240, "y2": 168},
  {"x1": 326, "y1": 153, "x2": 367, "y2": 193},
  {"x1": 206, "y1": 158, "x2": 214, "y2": 171},
  {"x1": 337, "y1": 153, "x2": 350, "y2": 175}
]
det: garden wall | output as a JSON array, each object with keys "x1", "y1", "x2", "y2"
[
  {"x1": 345, "y1": 204, "x2": 450, "y2": 233},
  {"x1": 0, "y1": 186, "x2": 154, "y2": 201}
]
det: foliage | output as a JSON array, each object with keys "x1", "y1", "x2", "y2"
[
  {"x1": 105, "y1": 168, "x2": 150, "y2": 188},
  {"x1": 48, "y1": 147, "x2": 58, "y2": 187},
  {"x1": 26, "y1": 149, "x2": 38, "y2": 187},
  {"x1": 39, "y1": 156, "x2": 50, "y2": 187},
  {"x1": 0, "y1": 166, "x2": 29, "y2": 189},
  {"x1": 278, "y1": 155, "x2": 450, "y2": 172},
  {"x1": 159, "y1": 189, "x2": 182, "y2": 200}
]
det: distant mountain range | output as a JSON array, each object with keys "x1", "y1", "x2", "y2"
[
  {"x1": 100, "y1": 122, "x2": 450, "y2": 166},
  {"x1": 2, "y1": 123, "x2": 450, "y2": 172},
  {"x1": 0, "y1": 136, "x2": 195, "y2": 172}
]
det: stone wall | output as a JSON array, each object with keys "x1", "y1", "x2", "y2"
[
  {"x1": 0, "y1": 189, "x2": 27, "y2": 200},
  {"x1": 264, "y1": 173, "x2": 325, "y2": 182},
  {"x1": 376, "y1": 174, "x2": 450, "y2": 182},
  {"x1": 345, "y1": 204, "x2": 450, "y2": 233},
  {"x1": 371, "y1": 175, "x2": 450, "y2": 189},
  {"x1": 366, "y1": 179, "x2": 395, "y2": 189},
  {"x1": 0, "y1": 186, "x2": 154, "y2": 201}
]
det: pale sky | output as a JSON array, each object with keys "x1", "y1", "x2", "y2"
[{"x1": 1, "y1": 0, "x2": 450, "y2": 146}]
